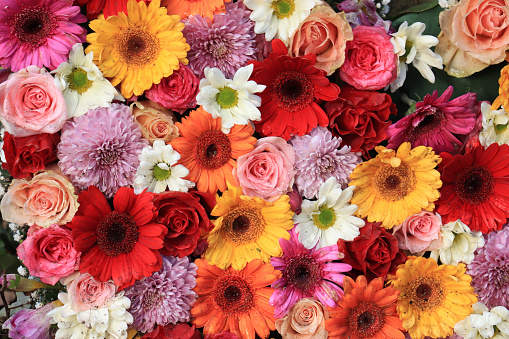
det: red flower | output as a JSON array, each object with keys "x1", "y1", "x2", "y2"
[
  {"x1": 437, "y1": 143, "x2": 509, "y2": 233},
  {"x1": 2, "y1": 131, "x2": 59, "y2": 179},
  {"x1": 249, "y1": 39, "x2": 340, "y2": 141},
  {"x1": 154, "y1": 190, "x2": 215, "y2": 258},
  {"x1": 337, "y1": 222, "x2": 406, "y2": 281},
  {"x1": 324, "y1": 86, "x2": 395, "y2": 157},
  {"x1": 75, "y1": 0, "x2": 149, "y2": 19},
  {"x1": 144, "y1": 323, "x2": 201, "y2": 339},
  {"x1": 68, "y1": 186, "x2": 167, "y2": 289}
]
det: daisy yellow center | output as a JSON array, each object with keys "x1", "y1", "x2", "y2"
[
  {"x1": 374, "y1": 163, "x2": 416, "y2": 201},
  {"x1": 67, "y1": 68, "x2": 93, "y2": 94},
  {"x1": 153, "y1": 164, "x2": 170, "y2": 181},
  {"x1": 117, "y1": 27, "x2": 160, "y2": 67},
  {"x1": 312, "y1": 206, "x2": 336, "y2": 230},
  {"x1": 216, "y1": 87, "x2": 238, "y2": 109},
  {"x1": 222, "y1": 207, "x2": 264, "y2": 244},
  {"x1": 271, "y1": 0, "x2": 296, "y2": 19}
]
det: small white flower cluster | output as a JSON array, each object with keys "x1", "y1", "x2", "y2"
[
  {"x1": 9, "y1": 223, "x2": 23, "y2": 242},
  {"x1": 438, "y1": 0, "x2": 459, "y2": 8},
  {"x1": 455, "y1": 302, "x2": 509, "y2": 339},
  {"x1": 375, "y1": 0, "x2": 391, "y2": 18}
]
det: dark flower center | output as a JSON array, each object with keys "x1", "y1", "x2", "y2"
[
  {"x1": 408, "y1": 277, "x2": 444, "y2": 311},
  {"x1": 272, "y1": 71, "x2": 314, "y2": 112},
  {"x1": 224, "y1": 285, "x2": 242, "y2": 302},
  {"x1": 12, "y1": 6, "x2": 57, "y2": 47},
  {"x1": 407, "y1": 108, "x2": 443, "y2": 142},
  {"x1": 416, "y1": 283, "x2": 432, "y2": 300},
  {"x1": 195, "y1": 130, "x2": 232, "y2": 170},
  {"x1": 455, "y1": 165, "x2": 494, "y2": 205},
  {"x1": 358, "y1": 311, "x2": 375, "y2": 329},
  {"x1": 214, "y1": 274, "x2": 255, "y2": 315},
  {"x1": 117, "y1": 27, "x2": 160, "y2": 67},
  {"x1": 285, "y1": 255, "x2": 322, "y2": 293},
  {"x1": 375, "y1": 164, "x2": 416, "y2": 201},
  {"x1": 348, "y1": 302, "x2": 385, "y2": 337},
  {"x1": 222, "y1": 207, "x2": 264, "y2": 244},
  {"x1": 97, "y1": 211, "x2": 139, "y2": 257}
]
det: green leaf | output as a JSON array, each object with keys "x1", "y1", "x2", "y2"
[{"x1": 389, "y1": 0, "x2": 439, "y2": 20}]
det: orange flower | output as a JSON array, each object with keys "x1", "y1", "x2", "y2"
[
  {"x1": 326, "y1": 276, "x2": 405, "y2": 339},
  {"x1": 161, "y1": 0, "x2": 228, "y2": 20},
  {"x1": 171, "y1": 106, "x2": 256, "y2": 194},
  {"x1": 192, "y1": 258, "x2": 279, "y2": 339}
]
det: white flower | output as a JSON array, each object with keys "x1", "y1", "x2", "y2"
[
  {"x1": 479, "y1": 102, "x2": 509, "y2": 147},
  {"x1": 430, "y1": 219, "x2": 484, "y2": 266},
  {"x1": 439, "y1": 0, "x2": 458, "y2": 8},
  {"x1": 244, "y1": 0, "x2": 321, "y2": 44},
  {"x1": 52, "y1": 43, "x2": 124, "y2": 118},
  {"x1": 133, "y1": 140, "x2": 195, "y2": 194},
  {"x1": 196, "y1": 65, "x2": 265, "y2": 134},
  {"x1": 294, "y1": 176, "x2": 365, "y2": 249},
  {"x1": 454, "y1": 302, "x2": 509, "y2": 339}
]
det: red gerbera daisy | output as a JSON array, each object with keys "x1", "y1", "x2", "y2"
[
  {"x1": 249, "y1": 39, "x2": 340, "y2": 141},
  {"x1": 68, "y1": 186, "x2": 167, "y2": 289},
  {"x1": 436, "y1": 143, "x2": 509, "y2": 233},
  {"x1": 75, "y1": 0, "x2": 148, "y2": 19}
]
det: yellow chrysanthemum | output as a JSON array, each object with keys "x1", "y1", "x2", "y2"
[
  {"x1": 493, "y1": 63, "x2": 509, "y2": 110},
  {"x1": 205, "y1": 185, "x2": 294, "y2": 270},
  {"x1": 86, "y1": 0, "x2": 190, "y2": 98},
  {"x1": 388, "y1": 257, "x2": 477, "y2": 339},
  {"x1": 349, "y1": 142, "x2": 442, "y2": 229}
]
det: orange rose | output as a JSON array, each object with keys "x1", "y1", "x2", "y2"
[
  {"x1": 288, "y1": 4, "x2": 353, "y2": 76},
  {"x1": 131, "y1": 100, "x2": 179, "y2": 144},
  {"x1": 276, "y1": 299, "x2": 329, "y2": 339}
]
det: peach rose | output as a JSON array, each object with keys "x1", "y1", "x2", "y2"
[
  {"x1": 289, "y1": 4, "x2": 353, "y2": 75},
  {"x1": 0, "y1": 171, "x2": 79, "y2": 227},
  {"x1": 0, "y1": 66, "x2": 67, "y2": 137},
  {"x1": 436, "y1": 0, "x2": 509, "y2": 77},
  {"x1": 65, "y1": 273, "x2": 116, "y2": 311},
  {"x1": 276, "y1": 299, "x2": 329, "y2": 339},
  {"x1": 392, "y1": 211, "x2": 442, "y2": 254},
  {"x1": 131, "y1": 100, "x2": 179, "y2": 144}
]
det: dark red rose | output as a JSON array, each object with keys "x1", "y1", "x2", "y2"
[
  {"x1": 337, "y1": 222, "x2": 406, "y2": 281},
  {"x1": 154, "y1": 190, "x2": 215, "y2": 257},
  {"x1": 204, "y1": 332, "x2": 240, "y2": 339},
  {"x1": 2, "y1": 131, "x2": 60, "y2": 179},
  {"x1": 324, "y1": 85, "x2": 395, "y2": 157},
  {"x1": 144, "y1": 323, "x2": 202, "y2": 339}
]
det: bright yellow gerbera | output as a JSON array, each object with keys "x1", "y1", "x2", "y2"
[
  {"x1": 205, "y1": 185, "x2": 294, "y2": 270},
  {"x1": 349, "y1": 142, "x2": 442, "y2": 229},
  {"x1": 493, "y1": 63, "x2": 509, "y2": 110},
  {"x1": 388, "y1": 257, "x2": 477, "y2": 339},
  {"x1": 86, "y1": 0, "x2": 190, "y2": 98}
]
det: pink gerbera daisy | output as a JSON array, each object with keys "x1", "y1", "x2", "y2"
[{"x1": 0, "y1": 0, "x2": 87, "y2": 72}]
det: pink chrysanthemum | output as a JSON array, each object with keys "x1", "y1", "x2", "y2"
[
  {"x1": 0, "y1": 0, "x2": 87, "y2": 72},
  {"x1": 386, "y1": 86, "x2": 478, "y2": 154},
  {"x1": 270, "y1": 228, "x2": 351, "y2": 318}
]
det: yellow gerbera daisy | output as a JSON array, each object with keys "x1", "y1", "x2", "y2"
[
  {"x1": 86, "y1": 0, "x2": 190, "y2": 98},
  {"x1": 493, "y1": 63, "x2": 509, "y2": 110},
  {"x1": 388, "y1": 257, "x2": 477, "y2": 339},
  {"x1": 349, "y1": 142, "x2": 442, "y2": 229},
  {"x1": 205, "y1": 185, "x2": 294, "y2": 270}
]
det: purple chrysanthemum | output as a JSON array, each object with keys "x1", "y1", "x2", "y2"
[
  {"x1": 290, "y1": 126, "x2": 361, "y2": 199},
  {"x1": 183, "y1": 0, "x2": 256, "y2": 79},
  {"x1": 57, "y1": 103, "x2": 147, "y2": 198},
  {"x1": 270, "y1": 228, "x2": 351, "y2": 318},
  {"x1": 0, "y1": 0, "x2": 86, "y2": 72},
  {"x1": 468, "y1": 226, "x2": 509, "y2": 309},
  {"x1": 124, "y1": 256, "x2": 197, "y2": 333}
]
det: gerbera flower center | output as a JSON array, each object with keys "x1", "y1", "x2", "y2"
[
  {"x1": 408, "y1": 109, "x2": 443, "y2": 142},
  {"x1": 271, "y1": 0, "x2": 296, "y2": 19},
  {"x1": 222, "y1": 207, "x2": 265, "y2": 244},
  {"x1": 455, "y1": 165, "x2": 494, "y2": 205},
  {"x1": 407, "y1": 276, "x2": 444, "y2": 311},
  {"x1": 216, "y1": 87, "x2": 239, "y2": 109},
  {"x1": 312, "y1": 206, "x2": 336, "y2": 230},
  {"x1": 285, "y1": 255, "x2": 322, "y2": 293},
  {"x1": 97, "y1": 211, "x2": 139, "y2": 257},
  {"x1": 195, "y1": 130, "x2": 232, "y2": 170},
  {"x1": 272, "y1": 71, "x2": 314, "y2": 112},
  {"x1": 374, "y1": 163, "x2": 416, "y2": 201},
  {"x1": 67, "y1": 68, "x2": 93, "y2": 94},
  {"x1": 213, "y1": 274, "x2": 255, "y2": 315},
  {"x1": 348, "y1": 302, "x2": 385, "y2": 338},
  {"x1": 117, "y1": 27, "x2": 160, "y2": 67},
  {"x1": 12, "y1": 6, "x2": 57, "y2": 47},
  {"x1": 153, "y1": 164, "x2": 171, "y2": 180}
]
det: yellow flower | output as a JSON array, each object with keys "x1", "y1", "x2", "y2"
[
  {"x1": 388, "y1": 257, "x2": 477, "y2": 339},
  {"x1": 205, "y1": 185, "x2": 294, "y2": 270},
  {"x1": 349, "y1": 142, "x2": 441, "y2": 229},
  {"x1": 86, "y1": 0, "x2": 190, "y2": 98},
  {"x1": 493, "y1": 63, "x2": 509, "y2": 110}
]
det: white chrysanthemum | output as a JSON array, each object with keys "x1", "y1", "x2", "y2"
[
  {"x1": 294, "y1": 176, "x2": 365, "y2": 249},
  {"x1": 52, "y1": 43, "x2": 124, "y2": 118},
  {"x1": 389, "y1": 21, "x2": 443, "y2": 92},
  {"x1": 454, "y1": 302, "x2": 509, "y2": 339},
  {"x1": 133, "y1": 140, "x2": 195, "y2": 194},
  {"x1": 48, "y1": 291, "x2": 133, "y2": 339},
  {"x1": 244, "y1": 0, "x2": 321, "y2": 44},
  {"x1": 430, "y1": 219, "x2": 485, "y2": 266},
  {"x1": 196, "y1": 64, "x2": 265, "y2": 134},
  {"x1": 479, "y1": 102, "x2": 509, "y2": 147}
]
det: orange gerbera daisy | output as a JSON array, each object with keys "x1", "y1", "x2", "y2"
[
  {"x1": 171, "y1": 106, "x2": 256, "y2": 194},
  {"x1": 161, "y1": 0, "x2": 228, "y2": 20},
  {"x1": 192, "y1": 258, "x2": 278, "y2": 339},
  {"x1": 326, "y1": 275, "x2": 405, "y2": 339}
]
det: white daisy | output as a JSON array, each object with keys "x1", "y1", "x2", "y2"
[
  {"x1": 196, "y1": 64, "x2": 265, "y2": 134},
  {"x1": 294, "y1": 176, "x2": 365, "y2": 249},
  {"x1": 52, "y1": 43, "x2": 124, "y2": 118},
  {"x1": 244, "y1": 0, "x2": 321, "y2": 45},
  {"x1": 133, "y1": 140, "x2": 195, "y2": 194}
]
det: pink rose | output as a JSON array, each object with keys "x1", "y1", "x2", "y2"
[
  {"x1": 17, "y1": 224, "x2": 80, "y2": 285},
  {"x1": 289, "y1": 4, "x2": 353, "y2": 75},
  {"x1": 276, "y1": 298, "x2": 329, "y2": 339},
  {"x1": 0, "y1": 171, "x2": 79, "y2": 227},
  {"x1": 233, "y1": 137, "x2": 295, "y2": 202},
  {"x1": 0, "y1": 66, "x2": 67, "y2": 137},
  {"x1": 131, "y1": 100, "x2": 180, "y2": 144},
  {"x1": 392, "y1": 211, "x2": 442, "y2": 254},
  {"x1": 339, "y1": 25, "x2": 398, "y2": 90},
  {"x1": 65, "y1": 273, "x2": 116, "y2": 311},
  {"x1": 145, "y1": 64, "x2": 199, "y2": 114}
]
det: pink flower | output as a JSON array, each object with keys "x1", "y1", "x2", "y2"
[
  {"x1": 392, "y1": 211, "x2": 442, "y2": 254},
  {"x1": 65, "y1": 273, "x2": 116, "y2": 311},
  {"x1": 17, "y1": 224, "x2": 80, "y2": 285},
  {"x1": 2, "y1": 301, "x2": 57, "y2": 339},
  {"x1": 0, "y1": 66, "x2": 67, "y2": 137},
  {"x1": 339, "y1": 25, "x2": 397, "y2": 90},
  {"x1": 276, "y1": 298, "x2": 329, "y2": 339},
  {"x1": 233, "y1": 137, "x2": 296, "y2": 202}
]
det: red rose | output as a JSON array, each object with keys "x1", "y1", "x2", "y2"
[
  {"x1": 2, "y1": 131, "x2": 60, "y2": 179},
  {"x1": 337, "y1": 222, "x2": 406, "y2": 281},
  {"x1": 144, "y1": 323, "x2": 202, "y2": 339},
  {"x1": 154, "y1": 190, "x2": 215, "y2": 257},
  {"x1": 324, "y1": 86, "x2": 395, "y2": 157}
]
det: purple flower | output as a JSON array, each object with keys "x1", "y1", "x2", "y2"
[
  {"x1": 290, "y1": 126, "x2": 361, "y2": 199},
  {"x1": 124, "y1": 256, "x2": 197, "y2": 333},
  {"x1": 57, "y1": 103, "x2": 147, "y2": 198},
  {"x1": 2, "y1": 302, "x2": 56, "y2": 339},
  {"x1": 337, "y1": 0, "x2": 393, "y2": 33}
]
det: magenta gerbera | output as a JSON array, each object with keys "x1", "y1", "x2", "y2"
[
  {"x1": 270, "y1": 228, "x2": 351, "y2": 318},
  {"x1": 0, "y1": 0, "x2": 87, "y2": 72}
]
